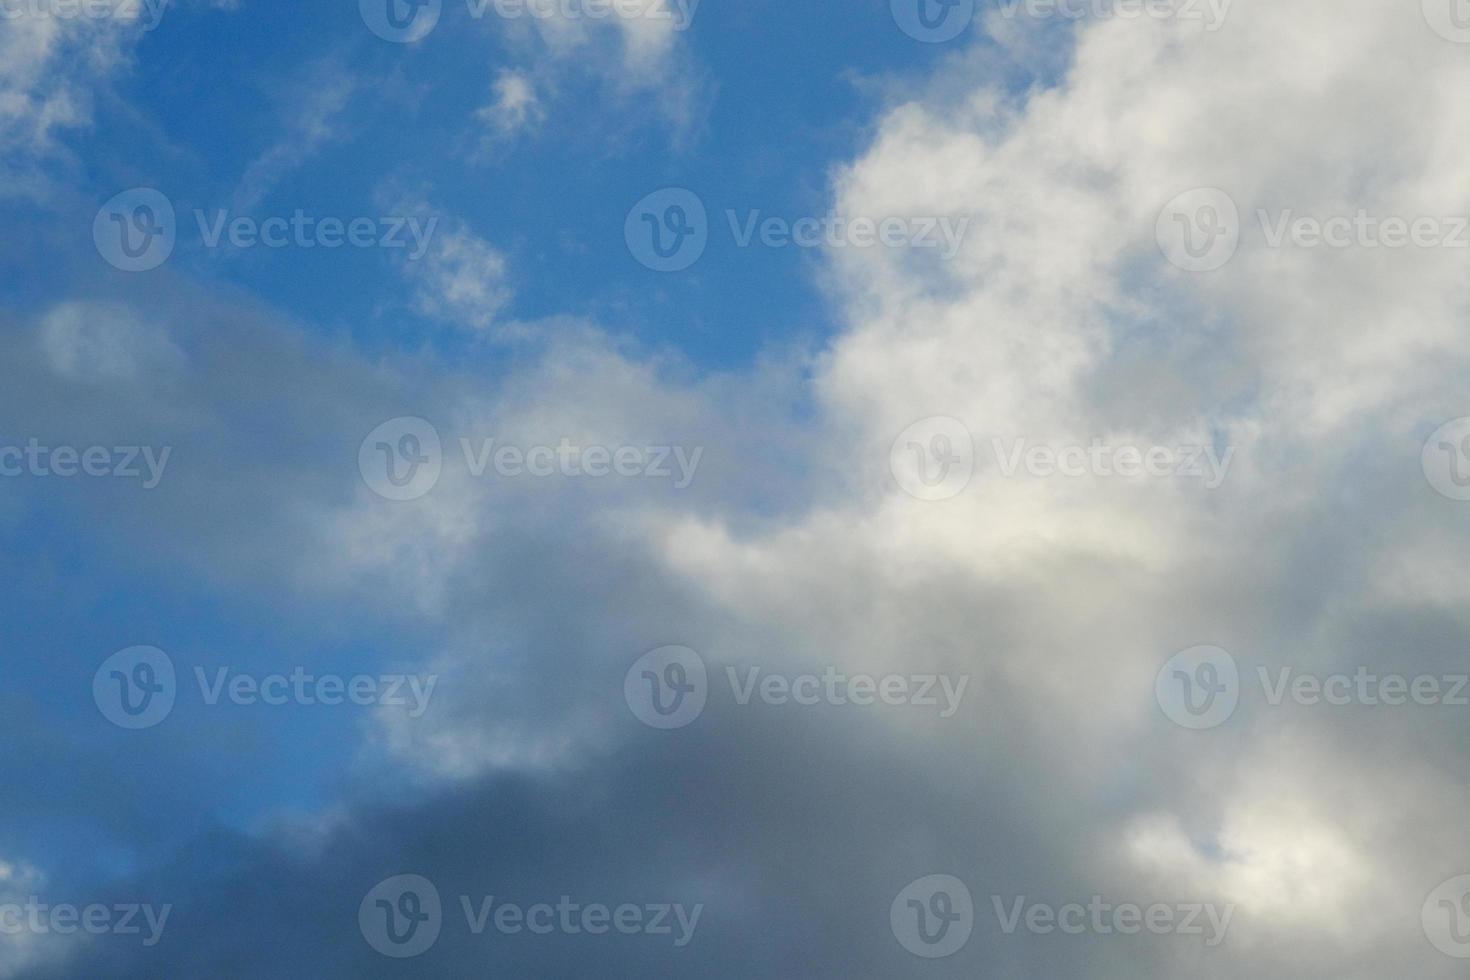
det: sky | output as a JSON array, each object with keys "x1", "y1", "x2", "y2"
[{"x1": 5, "y1": 0, "x2": 1470, "y2": 976}]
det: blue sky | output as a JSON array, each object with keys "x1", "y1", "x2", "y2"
[{"x1": 8, "y1": 0, "x2": 1031, "y2": 364}]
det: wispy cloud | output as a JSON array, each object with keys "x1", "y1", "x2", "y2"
[{"x1": 232, "y1": 59, "x2": 357, "y2": 212}]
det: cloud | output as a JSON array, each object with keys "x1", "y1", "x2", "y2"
[
  {"x1": 472, "y1": 0, "x2": 709, "y2": 136},
  {"x1": 476, "y1": 68, "x2": 543, "y2": 142},
  {"x1": 0, "y1": 12, "x2": 131, "y2": 196},
  {"x1": 11, "y1": 2, "x2": 1470, "y2": 977},
  {"x1": 0, "y1": 0, "x2": 234, "y2": 198},
  {"x1": 36, "y1": 301, "x2": 185, "y2": 382},
  {"x1": 232, "y1": 59, "x2": 359, "y2": 212},
  {"x1": 0, "y1": 861, "x2": 64, "y2": 980},
  {"x1": 391, "y1": 203, "x2": 514, "y2": 331}
]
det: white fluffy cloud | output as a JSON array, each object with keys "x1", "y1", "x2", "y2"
[{"x1": 626, "y1": 4, "x2": 1470, "y2": 971}]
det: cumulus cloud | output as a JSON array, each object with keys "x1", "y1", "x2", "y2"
[{"x1": 9, "y1": 1, "x2": 1470, "y2": 977}]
